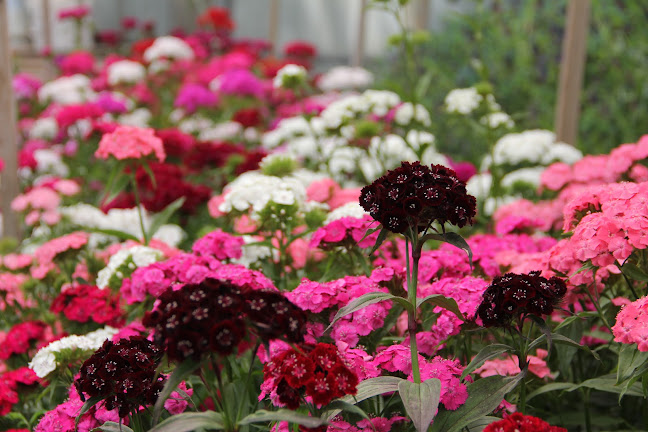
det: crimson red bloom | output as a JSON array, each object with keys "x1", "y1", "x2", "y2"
[
  {"x1": 0, "y1": 321, "x2": 49, "y2": 360},
  {"x1": 50, "y1": 284, "x2": 123, "y2": 326},
  {"x1": 484, "y1": 413, "x2": 567, "y2": 432},
  {"x1": 284, "y1": 40, "x2": 317, "y2": 59},
  {"x1": 197, "y1": 7, "x2": 235, "y2": 31}
]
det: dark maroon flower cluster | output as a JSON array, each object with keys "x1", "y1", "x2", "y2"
[
  {"x1": 263, "y1": 343, "x2": 358, "y2": 409},
  {"x1": 477, "y1": 271, "x2": 567, "y2": 327},
  {"x1": 359, "y1": 161, "x2": 477, "y2": 234},
  {"x1": 50, "y1": 284, "x2": 123, "y2": 326},
  {"x1": 75, "y1": 336, "x2": 165, "y2": 417},
  {"x1": 142, "y1": 278, "x2": 306, "y2": 362}
]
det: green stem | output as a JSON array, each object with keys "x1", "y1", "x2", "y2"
[
  {"x1": 130, "y1": 170, "x2": 149, "y2": 245},
  {"x1": 406, "y1": 233, "x2": 421, "y2": 384}
]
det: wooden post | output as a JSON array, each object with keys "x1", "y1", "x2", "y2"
[
  {"x1": 0, "y1": 0, "x2": 22, "y2": 239},
  {"x1": 554, "y1": 0, "x2": 591, "y2": 145},
  {"x1": 352, "y1": 0, "x2": 367, "y2": 67},
  {"x1": 413, "y1": 0, "x2": 430, "y2": 31},
  {"x1": 268, "y1": 0, "x2": 279, "y2": 55},
  {"x1": 42, "y1": 0, "x2": 52, "y2": 52}
]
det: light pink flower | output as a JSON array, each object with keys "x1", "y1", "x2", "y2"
[{"x1": 95, "y1": 125, "x2": 166, "y2": 162}]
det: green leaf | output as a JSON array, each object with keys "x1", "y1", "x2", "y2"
[
  {"x1": 416, "y1": 294, "x2": 464, "y2": 321},
  {"x1": 398, "y1": 378, "x2": 441, "y2": 432},
  {"x1": 369, "y1": 227, "x2": 389, "y2": 256},
  {"x1": 415, "y1": 70, "x2": 435, "y2": 101},
  {"x1": 620, "y1": 262, "x2": 648, "y2": 282},
  {"x1": 103, "y1": 174, "x2": 130, "y2": 206},
  {"x1": 526, "y1": 382, "x2": 575, "y2": 401},
  {"x1": 529, "y1": 315, "x2": 553, "y2": 356},
  {"x1": 529, "y1": 332, "x2": 600, "y2": 361},
  {"x1": 442, "y1": 232, "x2": 473, "y2": 269},
  {"x1": 146, "y1": 196, "x2": 185, "y2": 240},
  {"x1": 461, "y1": 344, "x2": 514, "y2": 379},
  {"x1": 322, "y1": 400, "x2": 373, "y2": 424},
  {"x1": 238, "y1": 409, "x2": 325, "y2": 428},
  {"x1": 80, "y1": 226, "x2": 140, "y2": 242},
  {"x1": 326, "y1": 292, "x2": 413, "y2": 333},
  {"x1": 553, "y1": 312, "x2": 597, "y2": 332},
  {"x1": 93, "y1": 421, "x2": 135, "y2": 432},
  {"x1": 149, "y1": 411, "x2": 224, "y2": 432},
  {"x1": 568, "y1": 374, "x2": 644, "y2": 397},
  {"x1": 152, "y1": 357, "x2": 201, "y2": 425},
  {"x1": 431, "y1": 371, "x2": 526, "y2": 432},
  {"x1": 617, "y1": 344, "x2": 648, "y2": 384},
  {"x1": 141, "y1": 161, "x2": 158, "y2": 190},
  {"x1": 75, "y1": 395, "x2": 104, "y2": 430},
  {"x1": 325, "y1": 376, "x2": 404, "y2": 421}
]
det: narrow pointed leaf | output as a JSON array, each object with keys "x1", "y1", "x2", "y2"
[
  {"x1": 238, "y1": 409, "x2": 325, "y2": 428},
  {"x1": 326, "y1": 293, "x2": 413, "y2": 333},
  {"x1": 461, "y1": 344, "x2": 514, "y2": 379},
  {"x1": 617, "y1": 344, "x2": 648, "y2": 384},
  {"x1": 75, "y1": 395, "x2": 103, "y2": 430},
  {"x1": 529, "y1": 332, "x2": 600, "y2": 361},
  {"x1": 80, "y1": 226, "x2": 140, "y2": 242},
  {"x1": 149, "y1": 411, "x2": 224, "y2": 432},
  {"x1": 430, "y1": 370, "x2": 526, "y2": 432},
  {"x1": 325, "y1": 376, "x2": 404, "y2": 421},
  {"x1": 526, "y1": 382, "x2": 575, "y2": 401},
  {"x1": 95, "y1": 421, "x2": 135, "y2": 432},
  {"x1": 416, "y1": 294, "x2": 464, "y2": 321},
  {"x1": 141, "y1": 161, "x2": 158, "y2": 190},
  {"x1": 369, "y1": 227, "x2": 389, "y2": 256},
  {"x1": 147, "y1": 196, "x2": 186, "y2": 240},
  {"x1": 620, "y1": 262, "x2": 648, "y2": 282},
  {"x1": 441, "y1": 232, "x2": 473, "y2": 269},
  {"x1": 152, "y1": 357, "x2": 201, "y2": 425},
  {"x1": 399, "y1": 379, "x2": 442, "y2": 432}
]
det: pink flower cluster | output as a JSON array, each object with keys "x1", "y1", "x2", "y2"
[
  {"x1": 191, "y1": 228, "x2": 244, "y2": 261},
  {"x1": 562, "y1": 182, "x2": 648, "y2": 268},
  {"x1": 287, "y1": 268, "x2": 394, "y2": 346},
  {"x1": 0, "y1": 321, "x2": 49, "y2": 360},
  {"x1": 31, "y1": 232, "x2": 89, "y2": 279},
  {"x1": 0, "y1": 272, "x2": 31, "y2": 310},
  {"x1": 612, "y1": 295, "x2": 648, "y2": 351},
  {"x1": 122, "y1": 250, "x2": 275, "y2": 304},
  {"x1": 309, "y1": 215, "x2": 378, "y2": 250},
  {"x1": 415, "y1": 276, "x2": 489, "y2": 355},
  {"x1": 95, "y1": 125, "x2": 166, "y2": 162},
  {"x1": 541, "y1": 135, "x2": 648, "y2": 191},
  {"x1": 474, "y1": 349, "x2": 553, "y2": 379},
  {"x1": 0, "y1": 367, "x2": 43, "y2": 415},
  {"x1": 11, "y1": 179, "x2": 80, "y2": 227}
]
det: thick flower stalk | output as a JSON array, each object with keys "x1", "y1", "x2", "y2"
[{"x1": 359, "y1": 161, "x2": 476, "y2": 383}]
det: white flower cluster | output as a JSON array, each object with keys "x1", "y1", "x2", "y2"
[
  {"x1": 198, "y1": 121, "x2": 242, "y2": 142},
  {"x1": 273, "y1": 64, "x2": 308, "y2": 89},
  {"x1": 317, "y1": 66, "x2": 374, "y2": 92},
  {"x1": 60, "y1": 204, "x2": 185, "y2": 248},
  {"x1": 444, "y1": 87, "x2": 482, "y2": 115},
  {"x1": 96, "y1": 245, "x2": 163, "y2": 289},
  {"x1": 32, "y1": 148, "x2": 69, "y2": 178},
  {"x1": 324, "y1": 202, "x2": 367, "y2": 224},
  {"x1": 262, "y1": 116, "x2": 324, "y2": 156},
  {"x1": 38, "y1": 74, "x2": 95, "y2": 105},
  {"x1": 117, "y1": 107, "x2": 152, "y2": 127},
  {"x1": 394, "y1": 102, "x2": 431, "y2": 127},
  {"x1": 501, "y1": 166, "x2": 545, "y2": 189},
  {"x1": 492, "y1": 130, "x2": 582, "y2": 166},
  {"x1": 232, "y1": 235, "x2": 277, "y2": 268},
  {"x1": 143, "y1": 36, "x2": 195, "y2": 62},
  {"x1": 29, "y1": 327, "x2": 118, "y2": 378},
  {"x1": 320, "y1": 90, "x2": 401, "y2": 128},
  {"x1": 107, "y1": 60, "x2": 146, "y2": 86},
  {"x1": 29, "y1": 117, "x2": 58, "y2": 140},
  {"x1": 218, "y1": 171, "x2": 309, "y2": 217},
  {"x1": 480, "y1": 111, "x2": 514, "y2": 129}
]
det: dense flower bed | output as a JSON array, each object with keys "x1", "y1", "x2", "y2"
[{"x1": 2, "y1": 3, "x2": 648, "y2": 432}]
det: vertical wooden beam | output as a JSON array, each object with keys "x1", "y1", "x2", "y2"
[
  {"x1": 268, "y1": 0, "x2": 279, "y2": 55},
  {"x1": 554, "y1": 0, "x2": 591, "y2": 145},
  {"x1": 413, "y1": 0, "x2": 430, "y2": 31},
  {"x1": 41, "y1": 0, "x2": 52, "y2": 52},
  {"x1": 352, "y1": 0, "x2": 367, "y2": 67},
  {"x1": 0, "y1": 0, "x2": 21, "y2": 239}
]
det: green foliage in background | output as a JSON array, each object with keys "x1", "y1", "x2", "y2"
[{"x1": 375, "y1": 0, "x2": 648, "y2": 164}]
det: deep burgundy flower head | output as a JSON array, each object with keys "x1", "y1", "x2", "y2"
[
  {"x1": 143, "y1": 278, "x2": 305, "y2": 362},
  {"x1": 75, "y1": 336, "x2": 165, "y2": 418},
  {"x1": 476, "y1": 271, "x2": 567, "y2": 328},
  {"x1": 359, "y1": 161, "x2": 476, "y2": 233}
]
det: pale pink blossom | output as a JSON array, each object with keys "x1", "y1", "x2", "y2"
[{"x1": 95, "y1": 125, "x2": 166, "y2": 162}]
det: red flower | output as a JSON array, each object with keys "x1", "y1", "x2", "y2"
[
  {"x1": 284, "y1": 40, "x2": 317, "y2": 58},
  {"x1": 197, "y1": 7, "x2": 235, "y2": 31},
  {"x1": 0, "y1": 321, "x2": 48, "y2": 360},
  {"x1": 484, "y1": 413, "x2": 567, "y2": 432},
  {"x1": 50, "y1": 284, "x2": 123, "y2": 326}
]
